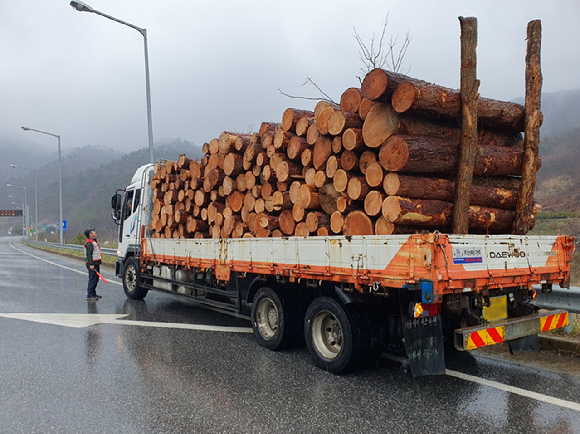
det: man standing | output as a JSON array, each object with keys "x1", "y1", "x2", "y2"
[{"x1": 84, "y1": 228, "x2": 102, "y2": 301}]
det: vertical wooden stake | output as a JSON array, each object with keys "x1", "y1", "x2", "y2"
[
  {"x1": 513, "y1": 20, "x2": 542, "y2": 235},
  {"x1": 453, "y1": 17, "x2": 480, "y2": 234}
]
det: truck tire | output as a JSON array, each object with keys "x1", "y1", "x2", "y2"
[
  {"x1": 123, "y1": 257, "x2": 148, "y2": 300},
  {"x1": 304, "y1": 297, "x2": 364, "y2": 373},
  {"x1": 251, "y1": 287, "x2": 302, "y2": 350}
]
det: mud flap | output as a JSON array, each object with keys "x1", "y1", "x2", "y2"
[{"x1": 402, "y1": 315, "x2": 446, "y2": 377}]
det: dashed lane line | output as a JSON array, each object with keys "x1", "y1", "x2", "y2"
[{"x1": 380, "y1": 353, "x2": 580, "y2": 413}]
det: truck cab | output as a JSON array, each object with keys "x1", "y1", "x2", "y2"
[{"x1": 111, "y1": 163, "x2": 154, "y2": 277}]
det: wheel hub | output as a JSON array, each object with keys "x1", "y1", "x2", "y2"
[
  {"x1": 256, "y1": 298, "x2": 279, "y2": 339},
  {"x1": 312, "y1": 311, "x2": 342, "y2": 359}
]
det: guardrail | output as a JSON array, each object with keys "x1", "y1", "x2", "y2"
[
  {"x1": 532, "y1": 286, "x2": 580, "y2": 314},
  {"x1": 24, "y1": 239, "x2": 118, "y2": 256}
]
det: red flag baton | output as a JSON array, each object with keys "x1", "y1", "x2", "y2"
[{"x1": 95, "y1": 271, "x2": 108, "y2": 283}]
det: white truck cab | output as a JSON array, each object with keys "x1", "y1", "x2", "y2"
[{"x1": 111, "y1": 163, "x2": 155, "y2": 277}]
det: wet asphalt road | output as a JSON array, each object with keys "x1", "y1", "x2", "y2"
[{"x1": 1, "y1": 236, "x2": 579, "y2": 434}]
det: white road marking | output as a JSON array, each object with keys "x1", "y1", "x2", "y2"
[
  {"x1": 8, "y1": 240, "x2": 122, "y2": 285},
  {"x1": 381, "y1": 352, "x2": 580, "y2": 413},
  {"x1": 0, "y1": 313, "x2": 253, "y2": 333},
  {"x1": 446, "y1": 369, "x2": 580, "y2": 413}
]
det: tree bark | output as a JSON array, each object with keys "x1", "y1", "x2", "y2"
[
  {"x1": 378, "y1": 135, "x2": 530, "y2": 176},
  {"x1": 319, "y1": 183, "x2": 342, "y2": 215},
  {"x1": 363, "y1": 103, "x2": 523, "y2": 150},
  {"x1": 383, "y1": 173, "x2": 519, "y2": 210},
  {"x1": 382, "y1": 196, "x2": 517, "y2": 231},
  {"x1": 453, "y1": 16, "x2": 480, "y2": 235},
  {"x1": 514, "y1": 20, "x2": 543, "y2": 235}
]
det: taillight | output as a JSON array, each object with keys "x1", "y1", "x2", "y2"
[{"x1": 410, "y1": 302, "x2": 441, "y2": 318}]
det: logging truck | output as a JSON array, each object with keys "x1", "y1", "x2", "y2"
[{"x1": 111, "y1": 162, "x2": 574, "y2": 377}]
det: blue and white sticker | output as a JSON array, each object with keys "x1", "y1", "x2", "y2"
[{"x1": 453, "y1": 247, "x2": 483, "y2": 264}]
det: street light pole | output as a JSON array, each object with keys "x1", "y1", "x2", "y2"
[
  {"x1": 7, "y1": 184, "x2": 27, "y2": 239},
  {"x1": 9, "y1": 197, "x2": 24, "y2": 237},
  {"x1": 10, "y1": 164, "x2": 38, "y2": 241},
  {"x1": 21, "y1": 127, "x2": 63, "y2": 244},
  {"x1": 70, "y1": 1, "x2": 155, "y2": 164}
]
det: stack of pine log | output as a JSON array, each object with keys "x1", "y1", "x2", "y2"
[{"x1": 149, "y1": 68, "x2": 537, "y2": 239}]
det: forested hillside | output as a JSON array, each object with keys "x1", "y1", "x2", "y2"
[{"x1": 0, "y1": 138, "x2": 202, "y2": 240}]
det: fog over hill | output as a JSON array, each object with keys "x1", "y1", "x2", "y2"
[{"x1": 0, "y1": 138, "x2": 202, "y2": 239}]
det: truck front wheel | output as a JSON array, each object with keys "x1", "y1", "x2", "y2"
[
  {"x1": 123, "y1": 257, "x2": 148, "y2": 300},
  {"x1": 251, "y1": 287, "x2": 302, "y2": 350},
  {"x1": 304, "y1": 297, "x2": 363, "y2": 373}
]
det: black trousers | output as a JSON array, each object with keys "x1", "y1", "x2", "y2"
[{"x1": 86, "y1": 263, "x2": 100, "y2": 297}]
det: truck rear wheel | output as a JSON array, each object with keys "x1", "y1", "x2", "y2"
[
  {"x1": 304, "y1": 297, "x2": 363, "y2": 373},
  {"x1": 251, "y1": 287, "x2": 302, "y2": 350},
  {"x1": 123, "y1": 257, "x2": 148, "y2": 300}
]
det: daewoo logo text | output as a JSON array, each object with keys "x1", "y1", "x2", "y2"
[{"x1": 489, "y1": 251, "x2": 526, "y2": 259}]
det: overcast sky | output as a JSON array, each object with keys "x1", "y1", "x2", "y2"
[{"x1": 1, "y1": 0, "x2": 579, "y2": 156}]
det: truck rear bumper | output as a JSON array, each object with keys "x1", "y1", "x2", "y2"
[{"x1": 454, "y1": 309, "x2": 570, "y2": 351}]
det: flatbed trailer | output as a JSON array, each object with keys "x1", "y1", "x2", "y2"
[{"x1": 112, "y1": 166, "x2": 574, "y2": 376}]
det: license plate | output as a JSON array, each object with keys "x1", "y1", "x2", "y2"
[{"x1": 483, "y1": 296, "x2": 508, "y2": 322}]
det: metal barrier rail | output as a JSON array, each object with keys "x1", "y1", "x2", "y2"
[
  {"x1": 24, "y1": 239, "x2": 118, "y2": 256},
  {"x1": 532, "y1": 286, "x2": 580, "y2": 314}
]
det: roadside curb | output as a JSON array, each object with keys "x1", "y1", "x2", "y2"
[{"x1": 538, "y1": 335, "x2": 580, "y2": 356}]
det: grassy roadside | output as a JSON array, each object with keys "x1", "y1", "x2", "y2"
[{"x1": 22, "y1": 240, "x2": 117, "y2": 267}]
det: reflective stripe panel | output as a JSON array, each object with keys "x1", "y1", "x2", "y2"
[
  {"x1": 466, "y1": 326, "x2": 506, "y2": 350},
  {"x1": 540, "y1": 312, "x2": 569, "y2": 332}
]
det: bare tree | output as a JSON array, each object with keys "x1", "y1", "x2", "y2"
[
  {"x1": 278, "y1": 13, "x2": 412, "y2": 103},
  {"x1": 354, "y1": 13, "x2": 412, "y2": 82},
  {"x1": 278, "y1": 76, "x2": 338, "y2": 105}
]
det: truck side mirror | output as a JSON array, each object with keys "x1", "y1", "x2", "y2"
[{"x1": 111, "y1": 193, "x2": 122, "y2": 211}]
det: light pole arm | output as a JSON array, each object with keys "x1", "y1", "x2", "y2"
[
  {"x1": 21, "y1": 127, "x2": 60, "y2": 141},
  {"x1": 73, "y1": 4, "x2": 155, "y2": 163},
  {"x1": 89, "y1": 8, "x2": 146, "y2": 36}
]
